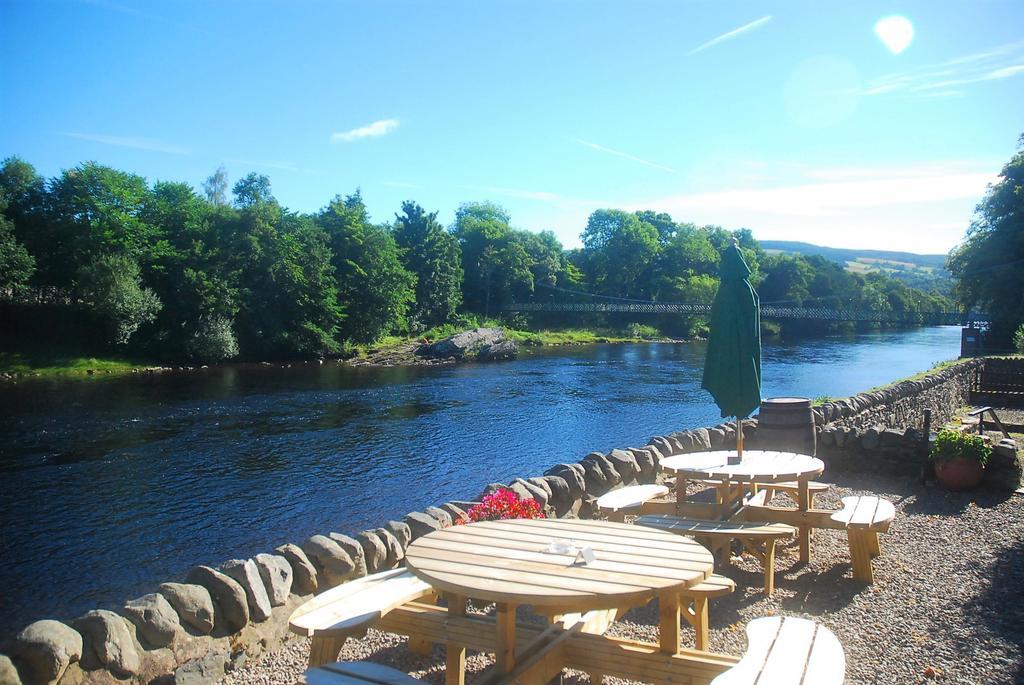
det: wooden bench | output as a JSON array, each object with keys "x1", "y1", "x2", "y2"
[
  {"x1": 634, "y1": 514, "x2": 794, "y2": 595},
  {"x1": 740, "y1": 494, "x2": 896, "y2": 583},
  {"x1": 678, "y1": 574, "x2": 735, "y2": 651},
  {"x1": 710, "y1": 616, "x2": 844, "y2": 685},
  {"x1": 830, "y1": 495, "x2": 896, "y2": 583},
  {"x1": 696, "y1": 479, "x2": 829, "y2": 506},
  {"x1": 596, "y1": 484, "x2": 670, "y2": 521},
  {"x1": 289, "y1": 568, "x2": 434, "y2": 667},
  {"x1": 305, "y1": 661, "x2": 421, "y2": 685}
]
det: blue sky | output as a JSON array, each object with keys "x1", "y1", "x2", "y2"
[{"x1": 1, "y1": 1, "x2": 1022, "y2": 254}]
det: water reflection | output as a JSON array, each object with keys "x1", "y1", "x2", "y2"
[{"x1": 0, "y1": 326, "x2": 961, "y2": 635}]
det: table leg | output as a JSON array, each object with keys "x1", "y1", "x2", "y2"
[
  {"x1": 658, "y1": 590, "x2": 680, "y2": 655},
  {"x1": 674, "y1": 474, "x2": 688, "y2": 515},
  {"x1": 308, "y1": 634, "x2": 347, "y2": 667},
  {"x1": 445, "y1": 594, "x2": 467, "y2": 685},
  {"x1": 692, "y1": 595, "x2": 709, "y2": 651},
  {"x1": 495, "y1": 602, "x2": 518, "y2": 675},
  {"x1": 797, "y1": 479, "x2": 811, "y2": 564}
]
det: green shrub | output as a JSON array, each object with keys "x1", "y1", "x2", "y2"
[
  {"x1": 628, "y1": 323, "x2": 660, "y2": 339},
  {"x1": 186, "y1": 317, "x2": 239, "y2": 361},
  {"x1": 930, "y1": 429, "x2": 991, "y2": 466},
  {"x1": 1013, "y1": 323, "x2": 1024, "y2": 354}
]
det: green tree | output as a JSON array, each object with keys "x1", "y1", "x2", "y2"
[
  {"x1": 0, "y1": 192, "x2": 35, "y2": 297},
  {"x1": 231, "y1": 195, "x2": 344, "y2": 357},
  {"x1": 77, "y1": 254, "x2": 162, "y2": 345},
  {"x1": 141, "y1": 180, "x2": 240, "y2": 357},
  {"x1": 759, "y1": 254, "x2": 814, "y2": 306},
  {"x1": 393, "y1": 201, "x2": 463, "y2": 326},
  {"x1": 453, "y1": 202, "x2": 533, "y2": 316},
  {"x1": 317, "y1": 191, "x2": 414, "y2": 342},
  {"x1": 948, "y1": 134, "x2": 1024, "y2": 346},
  {"x1": 0, "y1": 158, "x2": 47, "y2": 284},
  {"x1": 635, "y1": 210, "x2": 678, "y2": 244},
  {"x1": 232, "y1": 172, "x2": 273, "y2": 208},
  {"x1": 46, "y1": 162, "x2": 165, "y2": 287},
  {"x1": 580, "y1": 209, "x2": 659, "y2": 297}
]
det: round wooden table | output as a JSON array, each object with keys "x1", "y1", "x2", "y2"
[
  {"x1": 661, "y1": 450, "x2": 825, "y2": 563},
  {"x1": 405, "y1": 517, "x2": 715, "y2": 683}
]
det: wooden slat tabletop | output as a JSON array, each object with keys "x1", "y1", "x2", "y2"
[
  {"x1": 661, "y1": 450, "x2": 825, "y2": 482},
  {"x1": 405, "y1": 518, "x2": 714, "y2": 609}
]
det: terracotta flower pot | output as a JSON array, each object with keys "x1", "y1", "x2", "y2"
[{"x1": 934, "y1": 456, "x2": 985, "y2": 491}]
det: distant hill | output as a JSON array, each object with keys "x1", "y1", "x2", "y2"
[
  {"x1": 758, "y1": 240, "x2": 946, "y2": 268},
  {"x1": 759, "y1": 240, "x2": 952, "y2": 296}
]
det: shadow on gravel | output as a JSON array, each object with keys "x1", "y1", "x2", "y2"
[
  {"x1": 901, "y1": 487, "x2": 1014, "y2": 516},
  {"x1": 824, "y1": 472, "x2": 921, "y2": 497},
  {"x1": 777, "y1": 564, "x2": 862, "y2": 613},
  {"x1": 964, "y1": 535, "x2": 1024, "y2": 684}
]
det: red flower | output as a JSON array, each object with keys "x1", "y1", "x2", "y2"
[{"x1": 454, "y1": 487, "x2": 545, "y2": 524}]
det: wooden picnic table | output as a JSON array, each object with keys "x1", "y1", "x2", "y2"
[
  {"x1": 661, "y1": 450, "x2": 825, "y2": 563},
  {"x1": 404, "y1": 517, "x2": 715, "y2": 685}
]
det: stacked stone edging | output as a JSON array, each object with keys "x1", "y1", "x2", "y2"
[
  {"x1": 811, "y1": 358, "x2": 983, "y2": 432},
  {"x1": 4, "y1": 356, "x2": 1010, "y2": 685}
]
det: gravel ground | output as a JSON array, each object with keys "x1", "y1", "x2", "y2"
[{"x1": 221, "y1": 473, "x2": 1024, "y2": 685}]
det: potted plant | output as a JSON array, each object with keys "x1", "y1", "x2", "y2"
[{"x1": 930, "y1": 429, "x2": 991, "y2": 491}]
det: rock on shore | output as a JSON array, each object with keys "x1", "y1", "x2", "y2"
[{"x1": 416, "y1": 328, "x2": 517, "y2": 362}]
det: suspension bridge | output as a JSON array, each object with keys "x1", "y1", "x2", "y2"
[{"x1": 503, "y1": 285, "x2": 989, "y2": 327}]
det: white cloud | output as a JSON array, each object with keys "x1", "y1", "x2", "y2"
[
  {"x1": 984, "y1": 64, "x2": 1024, "y2": 80},
  {"x1": 862, "y1": 41, "x2": 1024, "y2": 97},
  {"x1": 687, "y1": 16, "x2": 772, "y2": 56},
  {"x1": 641, "y1": 172, "x2": 994, "y2": 217},
  {"x1": 798, "y1": 161, "x2": 992, "y2": 182},
  {"x1": 58, "y1": 132, "x2": 192, "y2": 155},
  {"x1": 620, "y1": 164, "x2": 998, "y2": 252},
  {"x1": 330, "y1": 119, "x2": 400, "y2": 143},
  {"x1": 575, "y1": 139, "x2": 676, "y2": 174}
]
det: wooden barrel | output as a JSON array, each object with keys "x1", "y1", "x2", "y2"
[{"x1": 754, "y1": 397, "x2": 817, "y2": 456}]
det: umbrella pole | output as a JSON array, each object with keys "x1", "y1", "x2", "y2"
[{"x1": 736, "y1": 416, "x2": 744, "y2": 457}]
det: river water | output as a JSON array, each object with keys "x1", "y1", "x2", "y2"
[{"x1": 0, "y1": 326, "x2": 961, "y2": 636}]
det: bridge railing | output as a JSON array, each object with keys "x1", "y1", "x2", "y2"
[{"x1": 505, "y1": 301, "x2": 988, "y2": 326}]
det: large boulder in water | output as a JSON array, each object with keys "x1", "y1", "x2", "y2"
[{"x1": 417, "y1": 328, "x2": 517, "y2": 362}]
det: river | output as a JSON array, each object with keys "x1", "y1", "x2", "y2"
[{"x1": 0, "y1": 326, "x2": 962, "y2": 636}]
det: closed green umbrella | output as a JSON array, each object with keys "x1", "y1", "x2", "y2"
[{"x1": 701, "y1": 239, "x2": 761, "y2": 458}]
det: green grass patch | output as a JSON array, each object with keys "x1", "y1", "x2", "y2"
[
  {"x1": 504, "y1": 327, "x2": 663, "y2": 346},
  {"x1": 861, "y1": 357, "x2": 971, "y2": 394},
  {"x1": 0, "y1": 350, "x2": 145, "y2": 377}
]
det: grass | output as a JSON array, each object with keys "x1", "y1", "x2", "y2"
[
  {"x1": 506, "y1": 328, "x2": 656, "y2": 345},
  {"x1": 861, "y1": 357, "x2": 969, "y2": 394},
  {"x1": 0, "y1": 350, "x2": 146, "y2": 377},
  {"x1": 350, "y1": 323, "x2": 674, "y2": 359}
]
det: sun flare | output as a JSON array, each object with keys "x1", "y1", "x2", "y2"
[{"x1": 875, "y1": 15, "x2": 914, "y2": 54}]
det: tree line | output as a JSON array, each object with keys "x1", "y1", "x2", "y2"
[
  {"x1": 946, "y1": 134, "x2": 1024, "y2": 349},
  {"x1": 0, "y1": 156, "x2": 955, "y2": 362}
]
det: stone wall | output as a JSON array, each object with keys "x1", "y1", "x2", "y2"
[
  {"x1": 2, "y1": 356, "x2": 1014, "y2": 685},
  {"x1": 810, "y1": 358, "x2": 983, "y2": 432}
]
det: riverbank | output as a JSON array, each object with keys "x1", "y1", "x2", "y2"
[
  {"x1": 0, "y1": 350, "x2": 148, "y2": 380},
  {"x1": 0, "y1": 326, "x2": 680, "y2": 379}
]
